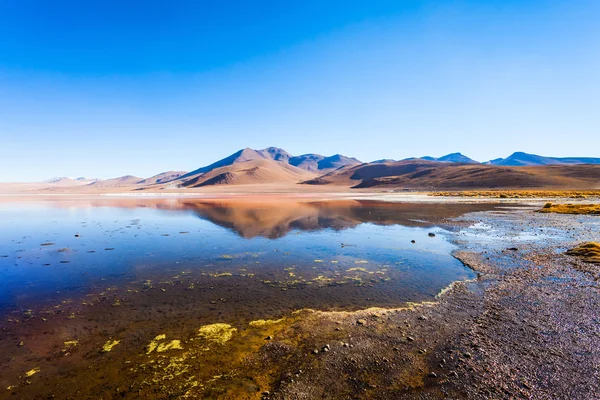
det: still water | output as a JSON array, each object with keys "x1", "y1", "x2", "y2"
[
  {"x1": 0, "y1": 197, "x2": 500, "y2": 398},
  {"x1": 0, "y1": 198, "x2": 490, "y2": 318}
]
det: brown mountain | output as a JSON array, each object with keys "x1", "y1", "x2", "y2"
[
  {"x1": 87, "y1": 175, "x2": 144, "y2": 187},
  {"x1": 181, "y1": 159, "x2": 316, "y2": 188},
  {"x1": 178, "y1": 147, "x2": 361, "y2": 182},
  {"x1": 138, "y1": 171, "x2": 188, "y2": 185},
  {"x1": 289, "y1": 153, "x2": 362, "y2": 172},
  {"x1": 304, "y1": 160, "x2": 600, "y2": 190},
  {"x1": 174, "y1": 147, "x2": 360, "y2": 187}
]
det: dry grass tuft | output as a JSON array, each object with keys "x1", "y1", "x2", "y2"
[
  {"x1": 565, "y1": 242, "x2": 600, "y2": 263},
  {"x1": 537, "y1": 203, "x2": 600, "y2": 215},
  {"x1": 430, "y1": 190, "x2": 600, "y2": 199}
]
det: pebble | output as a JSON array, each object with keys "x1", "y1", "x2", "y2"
[
  {"x1": 265, "y1": 336, "x2": 273, "y2": 341},
  {"x1": 406, "y1": 336, "x2": 415, "y2": 342},
  {"x1": 356, "y1": 319, "x2": 366, "y2": 325},
  {"x1": 428, "y1": 372, "x2": 437, "y2": 378},
  {"x1": 428, "y1": 233, "x2": 436, "y2": 237}
]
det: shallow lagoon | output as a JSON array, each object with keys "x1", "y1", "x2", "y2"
[
  {"x1": 0, "y1": 197, "x2": 499, "y2": 397},
  {"x1": 0, "y1": 198, "x2": 491, "y2": 317}
]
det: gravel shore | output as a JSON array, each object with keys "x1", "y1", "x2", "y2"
[{"x1": 265, "y1": 205, "x2": 600, "y2": 399}]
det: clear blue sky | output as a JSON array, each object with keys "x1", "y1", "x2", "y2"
[{"x1": 1, "y1": 0, "x2": 599, "y2": 181}]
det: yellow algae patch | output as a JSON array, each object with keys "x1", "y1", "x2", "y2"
[
  {"x1": 354, "y1": 260, "x2": 369, "y2": 264},
  {"x1": 436, "y1": 279, "x2": 475, "y2": 299},
  {"x1": 24, "y1": 367, "x2": 40, "y2": 377},
  {"x1": 347, "y1": 267, "x2": 367, "y2": 272},
  {"x1": 146, "y1": 334, "x2": 165, "y2": 354},
  {"x1": 219, "y1": 254, "x2": 234, "y2": 259},
  {"x1": 566, "y1": 242, "x2": 600, "y2": 263},
  {"x1": 248, "y1": 318, "x2": 285, "y2": 327},
  {"x1": 145, "y1": 334, "x2": 183, "y2": 354},
  {"x1": 331, "y1": 260, "x2": 338, "y2": 264},
  {"x1": 313, "y1": 275, "x2": 334, "y2": 285},
  {"x1": 430, "y1": 190, "x2": 600, "y2": 199},
  {"x1": 538, "y1": 203, "x2": 600, "y2": 215},
  {"x1": 102, "y1": 339, "x2": 120, "y2": 352},
  {"x1": 211, "y1": 272, "x2": 233, "y2": 277},
  {"x1": 156, "y1": 340, "x2": 183, "y2": 353},
  {"x1": 62, "y1": 340, "x2": 79, "y2": 352},
  {"x1": 197, "y1": 323, "x2": 237, "y2": 345},
  {"x1": 313, "y1": 259, "x2": 324, "y2": 263}
]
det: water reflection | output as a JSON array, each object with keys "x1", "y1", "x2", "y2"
[
  {"x1": 0, "y1": 197, "x2": 500, "y2": 398},
  {"x1": 29, "y1": 197, "x2": 496, "y2": 238},
  {"x1": 0, "y1": 198, "x2": 499, "y2": 317}
]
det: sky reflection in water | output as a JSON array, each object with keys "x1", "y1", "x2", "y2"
[{"x1": 0, "y1": 198, "x2": 491, "y2": 316}]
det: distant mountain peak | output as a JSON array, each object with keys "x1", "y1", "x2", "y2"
[
  {"x1": 488, "y1": 152, "x2": 600, "y2": 166},
  {"x1": 437, "y1": 153, "x2": 478, "y2": 164},
  {"x1": 404, "y1": 153, "x2": 478, "y2": 164},
  {"x1": 180, "y1": 147, "x2": 362, "y2": 180},
  {"x1": 257, "y1": 147, "x2": 292, "y2": 162}
]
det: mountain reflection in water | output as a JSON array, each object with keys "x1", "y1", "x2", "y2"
[
  {"x1": 84, "y1": 198, "x2": 498, "y2": 238},
  {"x1": 0, "y1": 197, "x2": 499, "y2": 319}
]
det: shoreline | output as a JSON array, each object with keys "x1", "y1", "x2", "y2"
[{"x1": 2, "y1": 190, "x2": 595, "y2": 206}]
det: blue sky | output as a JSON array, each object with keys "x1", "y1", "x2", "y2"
[{"x1": 1, "y1": 0, "x2": 599, "y2": 181}]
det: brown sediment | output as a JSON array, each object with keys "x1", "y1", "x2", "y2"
[{"x1": 537, "y1": 202, "x2": 600, "y2": 214}]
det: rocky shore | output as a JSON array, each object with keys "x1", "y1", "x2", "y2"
[{"x1": 262, "y1": 205, "x2": 600, "y2": 399}]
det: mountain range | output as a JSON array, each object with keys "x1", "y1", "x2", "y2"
[
  {"x1": 485, "y1": 152, "x2": 600, "y2": 166},
  {"x1": 44, "y1": 177, "x2": 100, "y2": 186},
  {"x1": 36, "y1": 148, "x2": 600, "y2": 191}
]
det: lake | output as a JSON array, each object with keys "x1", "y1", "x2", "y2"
[{"x1": 0, "y1": 197, "x2": 497, "y2": 397}]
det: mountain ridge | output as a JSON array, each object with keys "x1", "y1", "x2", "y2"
[
  {"x1": 34, "y1": 148, "x2": 600, "y2": 190},
  {"x1": 486, "y1": 152, "x2": 600, "y2": 166}
]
